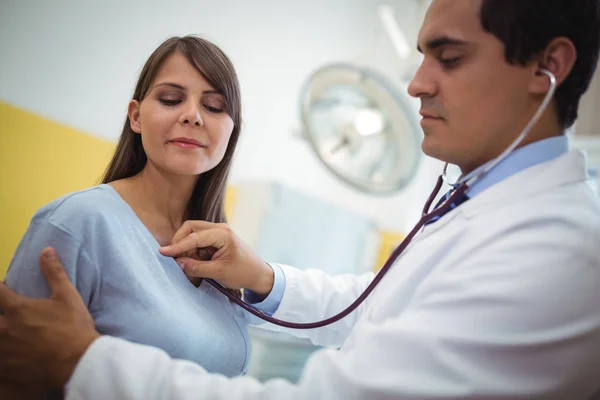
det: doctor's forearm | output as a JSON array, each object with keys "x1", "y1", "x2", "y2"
[
  {"x1": 250, "y1": 265, "x2": 375, "y2": 348},
  {"x1": 66, "y1": 336, "x2": 278, "y2": 400}
]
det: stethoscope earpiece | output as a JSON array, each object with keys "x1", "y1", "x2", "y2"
[{"x1": 538, "y1": 68, "x2": 556, "y2": 82}]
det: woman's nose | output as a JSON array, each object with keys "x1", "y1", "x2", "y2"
[{"x1": 180, "y1": 104, "x2": 204, "y2": 127}]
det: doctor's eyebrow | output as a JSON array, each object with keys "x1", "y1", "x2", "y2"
[{"x1": 417, "y1": 36, "x2": 471, "y2": 53}]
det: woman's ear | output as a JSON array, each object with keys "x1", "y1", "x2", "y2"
[
  {"x1": 529, "y1": 37, "x2": 577, "y2": 95},
  {"x1": 128, "y1": 100, "x2": 142, "y2": 134}
]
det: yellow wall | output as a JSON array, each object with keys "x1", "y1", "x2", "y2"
[
  {"x1": 0, "y1": 102, "x2": 116, "y2": 277},
  {"x1": 374, "y1": 231, "x2": 405, "y2": 272}
]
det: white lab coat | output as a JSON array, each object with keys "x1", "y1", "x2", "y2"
[{"x1": 66, "y1": 150, "x2": 600, "y2": 400}]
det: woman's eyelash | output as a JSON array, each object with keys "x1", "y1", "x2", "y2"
[
  {"x1": 204, "y1": 105, "x2": 223, "y2": 113},
  {"x1": 159, "y1": 98, "x2": 224, "y2": 113},
  {"x1": 159, "y1": 99, "x2": 182, "y2": 106}
]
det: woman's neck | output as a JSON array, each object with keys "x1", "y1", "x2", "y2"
[{"x1": 109, "y1": 163, "x2": 198, "y2": 245}]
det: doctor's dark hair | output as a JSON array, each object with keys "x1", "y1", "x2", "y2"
[
  {"x1": 479, "y1": 0, "x2": 600, "y2": 129},
  {"x1": 101, "y1": 35, "x2": 242, "y2": 224}
]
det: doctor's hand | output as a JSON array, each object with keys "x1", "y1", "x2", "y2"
[
  {"x1": 0, "y1": 248, "x2": 100, "y2": 389},
  {"x1": 160, "y1": 221, "x2": 274, "y2": 297}
]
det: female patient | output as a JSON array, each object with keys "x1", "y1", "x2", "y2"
[{"x1": 3, "y1": 35, "x2": 250, "y2": 396}]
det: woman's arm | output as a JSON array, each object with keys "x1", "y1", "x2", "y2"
[
  {"x1": 2, "y1": 217, "x2": 99, "y2": 396},
  {"x1": 5, "y1": 217, "x2": 99, "y2": 303}
]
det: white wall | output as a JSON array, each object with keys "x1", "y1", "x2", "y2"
[
  {"x1": 575, "y1": 61, "x2": 600, "y2": 137},
  {"x1": 0, "y1": 0, "x2": 439, "y2": 232}
]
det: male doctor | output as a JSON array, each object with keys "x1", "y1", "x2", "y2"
[{"x1": 1, "y1": 0, "x2": 600, "y2": 399}]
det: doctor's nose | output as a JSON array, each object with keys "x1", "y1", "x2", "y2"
[
  {"x1": 179, "y1": 103, "x2": 204, "y2": 127},
  {"x1": 407, "y1": 64, "x2": 437, "y2": 99}
]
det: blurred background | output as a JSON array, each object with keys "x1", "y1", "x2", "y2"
[{"x1": 1, "y1": 0, "x2": 599, "y2": 384}]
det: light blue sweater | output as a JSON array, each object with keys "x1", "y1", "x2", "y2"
[{"x1": 5, "y1": 184, "x2": 252, "y2": 377}]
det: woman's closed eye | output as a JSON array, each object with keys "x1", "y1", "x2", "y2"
[
  {"x1": 159, "y1": 98, "x2": 183, "y2": 106},
  {"x1": 204, "y1": 104, "x2": 224, "y2": 113},
  {"x1": 202, "y1": 96, "x2": 226, "y2": 113},
  {"x1": 158, "y1": 95, "x2": 225, "y2": 113}
]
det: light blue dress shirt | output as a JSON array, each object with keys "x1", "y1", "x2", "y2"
[
  {"x1": 246, "y1": 135, "x2": 570, "y2": 317},
  {"x1": 462, "y1": 135, "x2": 569, "y2": 197}
]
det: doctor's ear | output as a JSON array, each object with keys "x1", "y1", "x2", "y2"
[
  {"x1": 128, "y1": 100, "x2": 142, "y2": 134},
  {"x1": 529, "y1": 37, "x2": 577, "y2": 95}
]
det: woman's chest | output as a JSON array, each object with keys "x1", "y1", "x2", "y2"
[{"x1": 90, "y1": 245, "x2": 252, "y2": 377}]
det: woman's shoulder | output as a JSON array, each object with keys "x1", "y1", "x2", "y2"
[
  {"x1": 32, "y1": 184, "x2": 130, "y2": 234},
  {"x1": 6, "y1": 185, "x2": 124, "y2": 303}
]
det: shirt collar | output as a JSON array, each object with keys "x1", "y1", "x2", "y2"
[{"x1": 453, "y1": 135, "x2": 570, "y2": 198}]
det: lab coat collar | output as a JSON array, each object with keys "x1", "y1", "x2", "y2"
[
  {"x1": 460, "y1": 150, "x2": 590, "y2": 219},
  {"x1": 459, "y1": 136, "x2": 570, "y2": 199},
  {"x1": 418, "y1": 150, "x2": 590, "y2": 239}
]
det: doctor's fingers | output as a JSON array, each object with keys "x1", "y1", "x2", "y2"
[
  {"x1": 161, "y1": 228, "x2": 230, "y2": 258},
  {"x1": 0, "y1": 316, "x2": 10, "y2": 354},
  {"x1": 0, "y1": 247, "x2": 72, "y2": 313},
  {"x1": 39, "y1": 248, "x2": 80, "y2": 303},
  {"x1": 175, "y1": 256, "x2": 224, "y2": 280},
  {"x1": 170, "y1": 220, "x2": 229, "y2": 246},
  {"x1": 0, "y1": 282, "x2": 26, "y2": 315}
]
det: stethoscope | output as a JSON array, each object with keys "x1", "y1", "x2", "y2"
[{"x1": 206, "y1": 69, "x2": 558, "y2": 329}]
